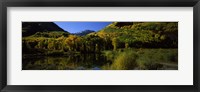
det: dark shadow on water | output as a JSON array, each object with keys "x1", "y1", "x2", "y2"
[{"x1": 22, "y1": 53, "x2": 110, "y2": 70}]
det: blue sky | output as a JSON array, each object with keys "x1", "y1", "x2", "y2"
[{"x1": 54, "y1": 22, "x2": 112, "y2": 33}]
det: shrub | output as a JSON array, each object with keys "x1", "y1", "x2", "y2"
[
  {"x1": 111, "y1": 51, "x2": 138, "y2": 70},
  {"x1": 136, "y1": 49, "x2": 178, "y2": 70},
  {"x1": 104, "y1": 50, "x2": 118, "y2": 62}
]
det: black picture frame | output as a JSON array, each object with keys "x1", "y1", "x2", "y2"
[{"x1": 0, "y1": 0, "x2": 199, "y2": 92}]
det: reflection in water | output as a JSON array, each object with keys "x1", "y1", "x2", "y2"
[
  {"x1": 22, "y1": 49, "x2": 178, "y2": 70},
  {"x1": 22, "y1": 54, "x2": 111, "y2": 70}
]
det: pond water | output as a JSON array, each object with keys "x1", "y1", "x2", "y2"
[
  {"x1": 22, "y1": 54, "x2": 111, "y2": 70},
  {"x1": 22, "y1": 49, "x2": 178, "y2": 70}
]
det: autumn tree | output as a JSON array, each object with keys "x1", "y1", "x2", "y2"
[{"x1": 112, "y1": 37, "x2": 119, "y2": 51}]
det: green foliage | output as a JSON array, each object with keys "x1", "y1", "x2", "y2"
[
  {"x1": 22, "y1": 22, "x2": 65, "y2": 37},
  {"x1": 100, "y1": 22, "x2": 178, "y2": 48},
  {"x1": 103, "y1": 50, "x2": 119, "y2": 61},
  {"x1": 23, "y1": 33, "x2": 107, "y2": 54},
  {"x1": 102, "y1": 48, "x2": 178, "y2": 70},
  {"x1": 23, "y1": 22, "x2": 178, "y2": 55},
  {"x1": 136, "y1": 49, "x2": 178, "y2": 70},
  {"x1": 22, "y1": 22, "x2": 178, "y2": 70},
  {"x1": 112, "y1": 37, "x2": 120, "y2": 51},
  {"x1": 110, "y1": 51, "x2": 138, "y2": 70},
  {"x1": 33, "y1": 31, "x2": 69, "y2": 38}
]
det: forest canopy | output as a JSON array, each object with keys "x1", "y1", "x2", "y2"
[{"x1": 23, "y1": 22, "x2": 178, "y2": 55}]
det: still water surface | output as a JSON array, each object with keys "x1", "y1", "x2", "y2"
[{"x1": 22, "y1": 54, "x2": 110, "y2": 70}]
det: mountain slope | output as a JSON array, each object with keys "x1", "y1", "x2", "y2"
[
  {"x1": 96, "y1": 22, "x2": 178, "y2": 48},
  {"x1": 22, "y1": 22, "x2": 66, "y2": 37},
  {"x1": 73, "y1": 30, "x2": 95, "y2": 36}
]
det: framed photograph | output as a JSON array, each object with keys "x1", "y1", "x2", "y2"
[{"x1": 0, "y1": 0, "x2": 199, "y2": 92}]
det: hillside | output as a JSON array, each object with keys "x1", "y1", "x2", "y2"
[
  {"x1": 22, "y1": 22, "x2": 66, "y2": 37},
  {"x1": 22, "y1": 22, "x2": 178, "y2": 54},
  {"x1": 96, "y1": 22, "x2": 178, "y2": 48}
]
